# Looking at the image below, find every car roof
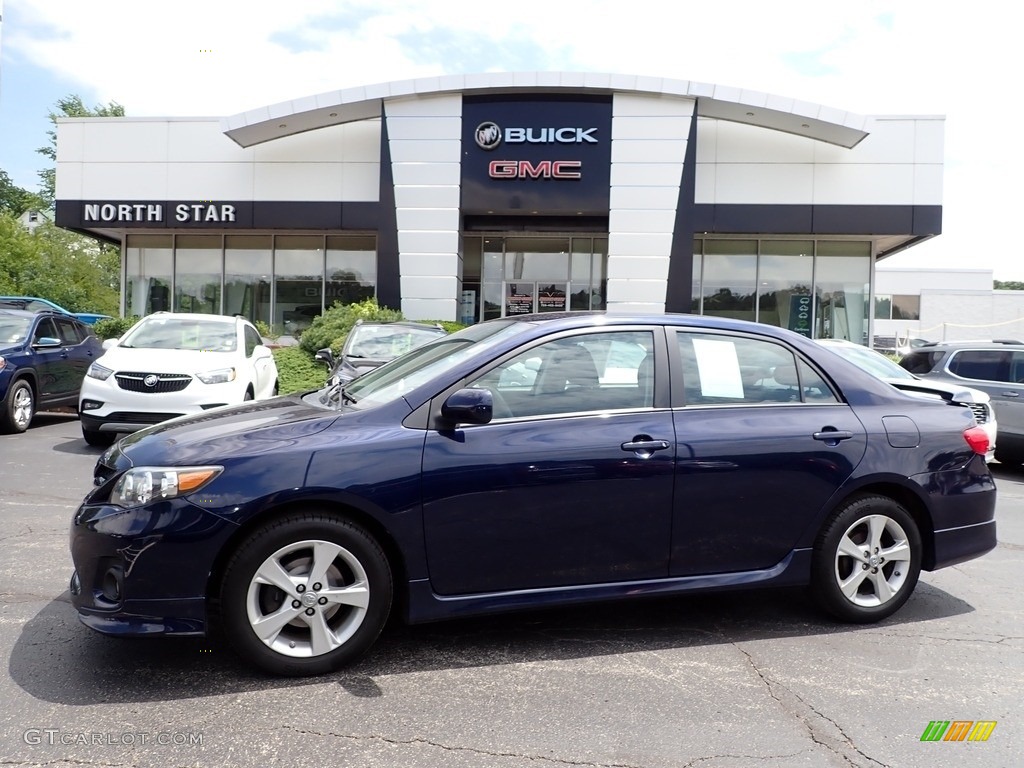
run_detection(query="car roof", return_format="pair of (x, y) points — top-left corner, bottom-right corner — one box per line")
(138, 312), (243, 324)
(0, 308), (64, 319)
(906, 340), (1024, 351)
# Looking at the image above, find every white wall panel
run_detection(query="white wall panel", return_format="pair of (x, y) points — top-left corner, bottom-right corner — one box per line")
(395, 208), (460, 232)
(82, 121), (168, 162)
(251, 163), (340, 201)
(714, 121), (815, 163)
(813, 164), (915, 205)
(402, 298), (457, 320)
(391, 162), (461, 185)
(81, 163), (169, 198)
(338, 164), (381, 201)
(609, 186), (680, 210)
(605, 301), (665, 314)
(388, 139), (461, 163)
(611, 116), (692, 140)
(607, 232), (674, 257)
(400, 275), (459, 300)
(253, 124), (352, 162)
(610, 209), (678, 233)
(168, 121), (254, 162)
(694, 163), (716, 204)
(384, 94), (462, 117)
(611, 139), (688, 164)
(394, 185), (460, 209)
(386, 117), (462, 140)
(398, 253), (460, 276)
(610, 163), (685, 187)
(607, 256), (671, 280)
(913, 165), (944, 205)
(54, 162), (83, 199)
(714, 163), (814, 204)
(607, 279), (669, 303)
(695, 119), (717, 163)
(913, 119), (945, 164)
(397, 230), (460, 254)
(817, 119), (915, 164)
(55, 123), (85, 162)
(168, 163), (256, 199)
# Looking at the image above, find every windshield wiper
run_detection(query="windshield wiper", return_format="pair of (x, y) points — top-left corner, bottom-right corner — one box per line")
(321, 380), (358, 408)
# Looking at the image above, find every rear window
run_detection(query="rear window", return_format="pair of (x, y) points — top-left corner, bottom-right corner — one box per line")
(899, 350), (946, 375)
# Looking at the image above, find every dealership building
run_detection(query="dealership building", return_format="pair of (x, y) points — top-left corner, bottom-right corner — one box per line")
(54, 72), (943, 340)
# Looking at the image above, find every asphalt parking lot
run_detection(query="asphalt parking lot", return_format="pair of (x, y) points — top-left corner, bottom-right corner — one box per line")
(1, 413), (1021, 767)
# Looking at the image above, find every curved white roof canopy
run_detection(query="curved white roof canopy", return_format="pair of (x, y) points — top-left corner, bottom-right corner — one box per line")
(221, 71), (870, 149)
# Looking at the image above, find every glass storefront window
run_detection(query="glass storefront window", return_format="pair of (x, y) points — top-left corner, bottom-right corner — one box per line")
(326, 234), (376, 310)
(701, 240), (757, 321)
(757, 240), (814, 336)
(224, 235), (272, 327)
(274, 235), (324, 335)
(815, 241), (871, 342)
(504, 237), (570, 281)
(124, 234), (172, 317)
(690, 238), (702, 313)
(174, 235), (222, 314)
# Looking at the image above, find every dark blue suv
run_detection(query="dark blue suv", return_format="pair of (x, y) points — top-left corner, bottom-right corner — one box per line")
(0, 309), (104, 433)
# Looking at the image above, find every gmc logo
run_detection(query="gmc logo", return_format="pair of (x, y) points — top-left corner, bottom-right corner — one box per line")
(488, 160), (582, 179)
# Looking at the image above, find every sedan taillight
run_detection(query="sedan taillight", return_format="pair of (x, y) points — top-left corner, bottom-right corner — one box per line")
(963, 426), (990, 456)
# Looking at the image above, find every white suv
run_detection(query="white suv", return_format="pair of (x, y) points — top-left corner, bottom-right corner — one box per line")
(79, 313), (279, 447)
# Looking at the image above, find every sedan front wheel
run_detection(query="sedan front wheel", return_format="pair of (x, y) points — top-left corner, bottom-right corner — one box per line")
(219, 512), (392, 676)
(812, 495), (922, 623)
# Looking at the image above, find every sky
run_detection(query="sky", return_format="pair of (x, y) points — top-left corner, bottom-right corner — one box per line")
(0, 0), (1018, 277)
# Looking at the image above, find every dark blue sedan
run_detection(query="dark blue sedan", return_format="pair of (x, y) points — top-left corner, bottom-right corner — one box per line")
(69, 313), (997, 676)
(1, 309), (104, 433)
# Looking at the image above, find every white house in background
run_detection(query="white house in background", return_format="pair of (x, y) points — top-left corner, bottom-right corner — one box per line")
(875, 267), (1024, 345)
(17, 209), (53, 232)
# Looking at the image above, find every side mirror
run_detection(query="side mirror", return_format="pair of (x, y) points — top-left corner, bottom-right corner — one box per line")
(440, 388), (493, 426)
(32, 336), (61, 349)
(314, 347), (335, 368)
(102, 338), (119, 350)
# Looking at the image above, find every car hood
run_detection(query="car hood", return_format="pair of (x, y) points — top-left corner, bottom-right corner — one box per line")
(113, 396), (340, 466)
(99, 346), (239, 372)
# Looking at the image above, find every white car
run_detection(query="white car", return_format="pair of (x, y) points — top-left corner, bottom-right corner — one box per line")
(79, 312), (279, 447)
(816, 339), (997, 461)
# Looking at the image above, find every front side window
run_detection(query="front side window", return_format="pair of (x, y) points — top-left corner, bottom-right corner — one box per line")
(677, 332), (838, 405)
(469, 330), (655, 419)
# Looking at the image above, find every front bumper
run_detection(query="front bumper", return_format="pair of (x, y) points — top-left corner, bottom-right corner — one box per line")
(79, 377), (244, 432)
(69, 498), (237, 636)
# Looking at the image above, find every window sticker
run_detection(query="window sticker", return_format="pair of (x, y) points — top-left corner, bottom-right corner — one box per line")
(692, 338), (744, 398)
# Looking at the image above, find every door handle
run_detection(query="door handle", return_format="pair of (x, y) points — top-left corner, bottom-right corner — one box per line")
(1002, 391), (1019, 398)
(813, 429), (854, 445)
(621, 438), (671, 458)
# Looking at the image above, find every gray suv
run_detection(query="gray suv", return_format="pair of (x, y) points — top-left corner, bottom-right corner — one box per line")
(900, 340), (1024, 465)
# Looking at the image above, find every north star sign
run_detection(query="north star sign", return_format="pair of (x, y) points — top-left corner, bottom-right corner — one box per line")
(82, 202), (237, 223)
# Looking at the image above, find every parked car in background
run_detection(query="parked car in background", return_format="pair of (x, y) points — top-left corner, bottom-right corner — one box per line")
(78, 312), (279, 447)
(900, 340), (1024, 465)
(315, 319), (447, 386)
(0, 296), (112, 325)
(70, 312), (996, 676)
(0, 309), (103, 433)
(817, 338), (997, 461)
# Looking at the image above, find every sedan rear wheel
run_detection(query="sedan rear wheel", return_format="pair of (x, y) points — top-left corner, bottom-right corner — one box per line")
(220, 512), (392, 676)
(1, 380), (34, 434)
(812, 495), (921, 623)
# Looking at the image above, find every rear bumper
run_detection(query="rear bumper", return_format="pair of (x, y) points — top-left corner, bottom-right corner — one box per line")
(929, 519), (997, 571)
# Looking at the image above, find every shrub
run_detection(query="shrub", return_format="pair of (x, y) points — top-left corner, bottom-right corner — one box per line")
(299, 298), (403, 355)
(92, 315), (140, 341)
(254, 320), (279, 341)
(272, 346), (327, 395)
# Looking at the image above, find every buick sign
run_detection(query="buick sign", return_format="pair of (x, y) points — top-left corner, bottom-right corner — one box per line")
(144, 375), (159, 387)
(475, 122), (502, 150)
(475, 122), (599, 150)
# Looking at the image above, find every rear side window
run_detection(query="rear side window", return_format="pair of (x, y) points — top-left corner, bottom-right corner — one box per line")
(677, 333), (838, 405)
(947, 350), (1010, 382)
(899, 350), (946, 375)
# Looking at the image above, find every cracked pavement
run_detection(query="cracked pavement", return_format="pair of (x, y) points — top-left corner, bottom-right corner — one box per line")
(1, 414), (1020, 767)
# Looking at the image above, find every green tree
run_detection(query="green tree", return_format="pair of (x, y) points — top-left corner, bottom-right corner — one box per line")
(36, 94), (125, 208)
(0, 211), (41, 293)
(994, 280), (1024, 291)
(0, 169), (38, 216)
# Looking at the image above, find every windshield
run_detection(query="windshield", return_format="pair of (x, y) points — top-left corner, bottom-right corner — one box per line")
(336, 321), (531, 409)
(827, 343), (915, 380)
(0, 317), (32, 345)
(346, 325), (445, 360)
(120, 317), (238, 351)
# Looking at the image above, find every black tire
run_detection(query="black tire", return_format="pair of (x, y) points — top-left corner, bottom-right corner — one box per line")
(811, 495), (922, 623)
(219, 512), (392, 676)
(0, 379), (34, 434)
(82, 426), (118, 448)
(244, 388), (254, 401)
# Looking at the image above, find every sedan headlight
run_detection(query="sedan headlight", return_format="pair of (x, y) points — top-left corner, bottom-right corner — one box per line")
(196, 367), (237, 384)
(86, 362), (114, 380)
(110, 466), (223, 508)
